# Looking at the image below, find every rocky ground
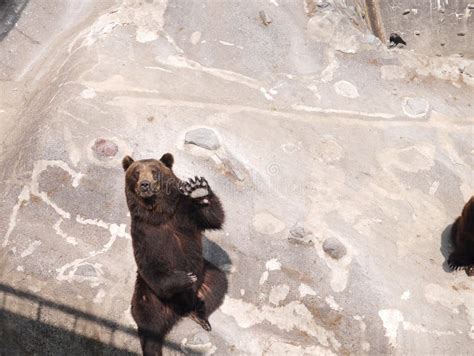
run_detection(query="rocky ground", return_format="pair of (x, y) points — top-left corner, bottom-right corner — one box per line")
(0, 0), (473, 355)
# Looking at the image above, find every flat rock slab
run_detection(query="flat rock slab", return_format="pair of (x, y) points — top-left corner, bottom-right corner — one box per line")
(0, 0), (473, 355)
(402, 97), (430, 118)
(185, 128), (220, 150)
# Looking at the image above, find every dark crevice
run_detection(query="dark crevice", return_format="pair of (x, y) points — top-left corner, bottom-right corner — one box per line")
(0, 0), (29, 41)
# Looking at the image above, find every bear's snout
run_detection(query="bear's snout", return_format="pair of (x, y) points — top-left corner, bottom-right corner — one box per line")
(140, 180), (151, 192)
(136, 178), (159, 198)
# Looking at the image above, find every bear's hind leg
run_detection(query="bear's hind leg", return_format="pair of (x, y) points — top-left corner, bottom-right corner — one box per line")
(138, 328), (165, 356)
(132, 289), (181, 356)
(197, 260), (228, 317)
(135, 306), (180, 356)
(189, 261), (227, 331)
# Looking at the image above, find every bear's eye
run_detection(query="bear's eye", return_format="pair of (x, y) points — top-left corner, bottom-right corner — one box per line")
(133, 170), (140, 179)
(152, 170), (160, 180)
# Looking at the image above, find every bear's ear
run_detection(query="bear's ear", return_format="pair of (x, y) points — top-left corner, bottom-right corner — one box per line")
(122, 156), (134, 171)
(160, 153), (174, 169)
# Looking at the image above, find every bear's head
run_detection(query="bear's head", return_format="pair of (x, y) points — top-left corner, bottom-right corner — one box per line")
(122, 153), (178, 208)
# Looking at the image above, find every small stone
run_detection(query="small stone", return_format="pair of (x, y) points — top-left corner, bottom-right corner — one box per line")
(334, 80), (359, 98)
(402, 9), (411, 15)
(259, 10), (272, 26)
(322, 237), (347, 260)
(288, 223), (314, 246)
(184, 128), (220, 150)
(463, 63), (474, 77)
(92, 138), (118, 158)
(316, 0), (330, 8)
(462, 62), (474, 86)
(402, 97), (430, 118)
(414, 31), (420, 36)
(466, 266), (474, 277)
(181, 332), (214, 354)
(457, 32), (466, 37)
(75, 264), (97, 277)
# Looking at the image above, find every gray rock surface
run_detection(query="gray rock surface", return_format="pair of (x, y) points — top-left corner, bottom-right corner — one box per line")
(0, 0), (473, 355)
(370, 0), (474, 58)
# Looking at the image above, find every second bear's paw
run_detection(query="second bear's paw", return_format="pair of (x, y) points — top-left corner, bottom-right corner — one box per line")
(447, 253), (470, 271)
(190, 313), (212, 332)
(180, 176), (210, 204)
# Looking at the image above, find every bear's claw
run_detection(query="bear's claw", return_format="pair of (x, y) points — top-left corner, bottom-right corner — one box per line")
(173, 271), (197, 289)
(179, 177), (210, 202)
(447, 257), (472, 272)
(187, 272), (198, 283)
(190, 313), (212, 332)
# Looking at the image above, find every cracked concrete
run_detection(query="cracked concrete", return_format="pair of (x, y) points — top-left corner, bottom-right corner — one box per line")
(0, 0), (473, 355)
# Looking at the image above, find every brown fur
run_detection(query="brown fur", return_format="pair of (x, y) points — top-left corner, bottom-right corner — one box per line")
(448, 196), (474, 274)
(122, 154), (227, 356)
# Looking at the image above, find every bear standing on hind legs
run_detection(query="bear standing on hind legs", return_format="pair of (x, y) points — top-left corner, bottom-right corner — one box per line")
(122, 153), (228, 356)
(448, 196), (474, 276)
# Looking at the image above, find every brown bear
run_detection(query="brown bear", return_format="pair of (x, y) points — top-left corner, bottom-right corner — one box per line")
(448, 196), (474, 275)
(122, 153), (228, 355)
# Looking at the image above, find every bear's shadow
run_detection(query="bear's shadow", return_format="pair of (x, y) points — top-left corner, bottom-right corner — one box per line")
(202, 236), (232, 270)
(440, 223), (454, 273)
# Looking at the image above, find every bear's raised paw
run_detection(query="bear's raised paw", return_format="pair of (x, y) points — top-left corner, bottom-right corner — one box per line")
(180, 176), (210, 204)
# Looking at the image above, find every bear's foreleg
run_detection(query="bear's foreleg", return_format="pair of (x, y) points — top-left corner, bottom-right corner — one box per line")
(137, 328), (165, 356)
(132, 277), (182, 356)
(180, 176), (225, 229)
(137, 268), (197, 300)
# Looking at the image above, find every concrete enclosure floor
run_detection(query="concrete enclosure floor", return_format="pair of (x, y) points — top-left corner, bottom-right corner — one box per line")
(0, 0), (473, 355)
